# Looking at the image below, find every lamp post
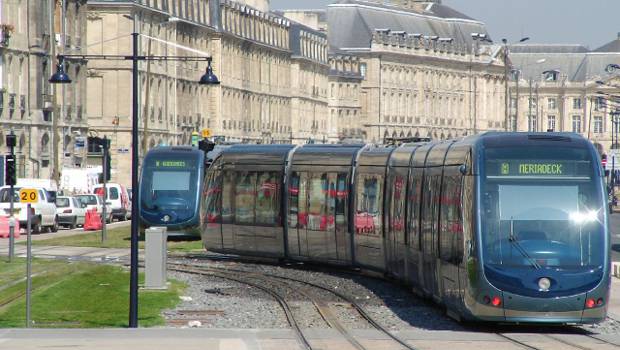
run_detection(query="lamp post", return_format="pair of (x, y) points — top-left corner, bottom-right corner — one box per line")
(50, 33), (219, 328)
(502, 37), (529, 131)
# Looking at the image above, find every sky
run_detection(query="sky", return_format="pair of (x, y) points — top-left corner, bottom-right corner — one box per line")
(269, 0), (620, 50)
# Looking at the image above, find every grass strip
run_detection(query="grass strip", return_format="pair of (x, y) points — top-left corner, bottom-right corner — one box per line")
(24, 226), (204, 252)
(0, 261), (184, 328)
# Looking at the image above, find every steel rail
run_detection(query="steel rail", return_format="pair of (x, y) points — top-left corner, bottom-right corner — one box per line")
(169, 266), (313, 350)
(175, 263), (419, 350)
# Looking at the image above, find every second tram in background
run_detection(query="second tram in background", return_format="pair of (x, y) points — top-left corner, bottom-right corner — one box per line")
(201, 133), (610, 324)
(138, 144), (229, 236)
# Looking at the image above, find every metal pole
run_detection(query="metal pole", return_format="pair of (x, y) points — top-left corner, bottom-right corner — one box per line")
(129, 31), (140, 329)
(101, 136), (108, 244)
(504, 44), (509, 132)
(26, 202), (32, 328)
(8, 139), (15, 262)
(515, 71), (520, 131)
(528, 79), (533, 131)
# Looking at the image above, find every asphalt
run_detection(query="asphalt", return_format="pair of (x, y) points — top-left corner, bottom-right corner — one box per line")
(1, 216), (619, 349)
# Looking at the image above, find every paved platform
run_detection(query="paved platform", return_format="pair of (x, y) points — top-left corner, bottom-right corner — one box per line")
(1, 328), (619, 350)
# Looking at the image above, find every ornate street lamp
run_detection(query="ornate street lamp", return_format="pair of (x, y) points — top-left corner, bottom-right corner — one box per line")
(49, 33), (220, 328)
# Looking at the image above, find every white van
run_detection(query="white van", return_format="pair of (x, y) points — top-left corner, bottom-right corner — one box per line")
(0, 186), (58, 233)
(92, 183), (131, 222)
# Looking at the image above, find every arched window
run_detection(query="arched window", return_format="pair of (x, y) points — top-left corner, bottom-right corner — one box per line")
(41, 133), (50, 154)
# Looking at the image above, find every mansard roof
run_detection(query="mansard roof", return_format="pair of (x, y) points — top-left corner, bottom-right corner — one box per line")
(510, 51), (620, 83)
(509, 44), (589, 54)
(593, 33), (620, 53)
(327, 0), (490, 52)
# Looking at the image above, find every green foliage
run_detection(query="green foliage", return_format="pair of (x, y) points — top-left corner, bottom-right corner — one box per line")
(0, 261), (184, 328)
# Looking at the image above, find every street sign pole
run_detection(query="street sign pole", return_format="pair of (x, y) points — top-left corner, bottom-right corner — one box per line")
(7, 132), (16, 262)
(102, 136), (109, 244)
(26, 202), (32, 328)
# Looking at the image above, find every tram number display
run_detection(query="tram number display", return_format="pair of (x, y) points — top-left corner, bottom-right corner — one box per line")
(155, 160), (187, 168)
(19, 189), (38, 203)
(489, 160), (591, 178)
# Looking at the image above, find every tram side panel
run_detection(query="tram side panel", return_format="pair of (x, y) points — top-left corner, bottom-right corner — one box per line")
(406, 165), (424, 290)
(203, 166), (224, 250)
(353, 166), (387, 271)
(385, 165), (410, 279)
(287, 168), (352, 264)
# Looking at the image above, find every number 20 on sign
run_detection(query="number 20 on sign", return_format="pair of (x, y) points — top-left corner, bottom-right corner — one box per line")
(19, 189), (38, 203)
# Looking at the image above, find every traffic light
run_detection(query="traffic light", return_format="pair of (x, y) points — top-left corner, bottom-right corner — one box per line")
(5, 154), (16, 186)
(104, 153), (111, 181)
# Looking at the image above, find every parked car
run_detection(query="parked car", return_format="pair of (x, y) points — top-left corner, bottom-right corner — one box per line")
(74, 194), (111, 221)
(0, 186), (58, 233)
(56, 196), (87, 229)
(92, 183), (131, 222)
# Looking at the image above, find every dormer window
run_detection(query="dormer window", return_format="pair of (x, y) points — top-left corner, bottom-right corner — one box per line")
(543, 70), (560, 82)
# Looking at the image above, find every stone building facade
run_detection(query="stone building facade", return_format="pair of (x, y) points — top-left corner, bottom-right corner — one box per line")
(508, 39), (620, 154)
(84, 0), (329, 185)
(0, 0), (88, 182)
(326, 0), (507, 143)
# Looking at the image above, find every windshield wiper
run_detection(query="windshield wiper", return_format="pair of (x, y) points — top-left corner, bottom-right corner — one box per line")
(508, 218), (541, 269)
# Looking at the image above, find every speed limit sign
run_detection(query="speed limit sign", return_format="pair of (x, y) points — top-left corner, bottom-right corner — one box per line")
(19, 189), (38, 203)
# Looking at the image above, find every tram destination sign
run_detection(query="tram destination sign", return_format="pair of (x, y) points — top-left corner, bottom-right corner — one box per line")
(155, 160), (187, 168)
(488, 160), (591, 178)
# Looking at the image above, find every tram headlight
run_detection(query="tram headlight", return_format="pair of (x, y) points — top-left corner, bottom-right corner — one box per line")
(569, 210), (598, 224)
(538, 277), (551, 292)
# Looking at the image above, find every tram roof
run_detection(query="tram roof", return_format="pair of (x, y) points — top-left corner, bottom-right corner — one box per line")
(389, 144), (423, 168)
(146, 146), (202, 155)
(478, 132), (591, 149)
(292, 144), (365, 167)
(357, 146), (394, 167)
(218, 144), (296, 165)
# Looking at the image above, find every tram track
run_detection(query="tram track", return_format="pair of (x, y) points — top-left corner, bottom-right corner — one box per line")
(167, 257), (620, 350)
(169, 262), (419, 350)
(168, 265), (314, 350)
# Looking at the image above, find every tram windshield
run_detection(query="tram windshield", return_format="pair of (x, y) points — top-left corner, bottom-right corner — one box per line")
(140, 152), (200, 214)
(481, 146), (605, 271)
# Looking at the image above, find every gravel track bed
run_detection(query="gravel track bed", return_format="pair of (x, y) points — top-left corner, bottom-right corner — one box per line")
(167, 256), (620, 335)
(164, 270), (289, 328)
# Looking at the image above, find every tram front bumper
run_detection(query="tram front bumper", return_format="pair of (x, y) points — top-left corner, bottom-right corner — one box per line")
(468, 291), (607, 324)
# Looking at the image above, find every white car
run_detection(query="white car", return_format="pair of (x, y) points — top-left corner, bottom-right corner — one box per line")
(76, 194), (112, 223)
(56, 196), (87, 229)
(0, 186), (58, 233)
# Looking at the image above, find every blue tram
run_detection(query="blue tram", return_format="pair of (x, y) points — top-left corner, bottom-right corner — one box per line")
(139, 147), (205, 233)
(201, 133), (610, 324)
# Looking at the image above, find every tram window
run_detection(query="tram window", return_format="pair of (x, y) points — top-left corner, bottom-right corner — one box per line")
(407, 170), (423, 250)
(421, 175), (440, 252)
(335, 173), (349, 228)
(235, 172), (256, 225)
(307, 173), (331, 232)
(355, 174), (383, 236)
(439, 171), (464, 263)
(222, 171), (235, 224)
(256, 172), (281, 226)
(204, 170), (222, 224)
(390, 175), (406, 241)
(288, 172), (301, 229)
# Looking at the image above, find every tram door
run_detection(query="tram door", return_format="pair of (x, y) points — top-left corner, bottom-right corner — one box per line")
(420, 169), (442, 300)
(288, 171), (346, 262)
(386, 170), (407, 278)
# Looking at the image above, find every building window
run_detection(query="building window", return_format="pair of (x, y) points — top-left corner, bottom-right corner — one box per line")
(594, 116), (603, 134)
(572, 115), (582, 133)
(548, 98), (557, 110)
(509, 115), (517, 131)
(547, 115), (556, 132)
(528, 97), (537, 108)
(594, 97), (604, 111)
(573, 98), (582, 110)
(528, 115), (537, 132)
(510, 98), (517, 108)
(360, 63), (367, 78)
